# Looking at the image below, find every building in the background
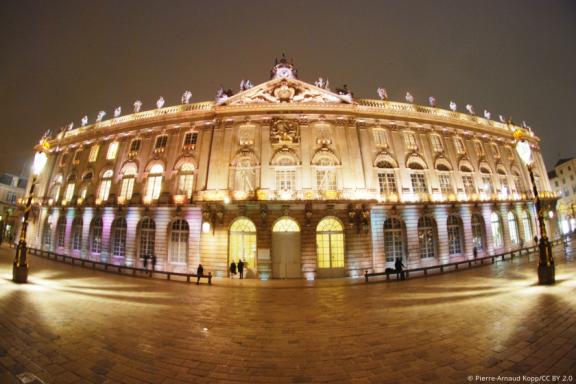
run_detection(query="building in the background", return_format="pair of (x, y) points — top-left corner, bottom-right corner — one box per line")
(548, 157), (576, 234)
(0, 173), (27, 242)
(21, 58), (558, 279)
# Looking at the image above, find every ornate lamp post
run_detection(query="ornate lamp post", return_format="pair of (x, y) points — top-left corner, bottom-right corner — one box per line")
(13, 140), (49, 283)
(514, 129), (555, 285)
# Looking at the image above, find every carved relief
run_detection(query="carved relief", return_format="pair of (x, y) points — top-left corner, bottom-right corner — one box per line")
(270, 119), (300, 145)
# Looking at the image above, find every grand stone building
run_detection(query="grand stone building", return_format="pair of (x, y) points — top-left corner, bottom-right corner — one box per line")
(24, 58), (557, 279)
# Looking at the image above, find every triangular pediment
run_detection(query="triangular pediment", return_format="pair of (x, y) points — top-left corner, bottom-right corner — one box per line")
(219, 77), (353, 106)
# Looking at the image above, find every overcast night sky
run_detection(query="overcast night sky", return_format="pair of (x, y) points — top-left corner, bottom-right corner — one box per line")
(1, 0), (575, 176)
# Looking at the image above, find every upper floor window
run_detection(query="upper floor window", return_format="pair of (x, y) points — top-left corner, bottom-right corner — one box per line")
(145, 164), (164, 201)
(315, 155), (338, 192)
(98, 170), (113, 202)
(73, 149), (82, 165)
(129, 139), (141, 156)
(438, 173), (453, 194)
(119, 164), (137, 202)
(408, 162), (427, 193)
(177, 163), (195, 198)
(491, 143), (500, 158)
(453, 137), (465, 155)
(89, 144), (100, 163)
(154, 135), (168, 153)
(473, 141), (484, 156)
(460, 166), (475, 195)
(183, 132), (198, 150)
(64, 175), (76, 202)
(59, 153), (69, 167)
(430, 135), (443, 153)
(505, 147), (514, 160)
(107, 141), (119, 160)
(372, 128), (388, 148)
(404, 132), (417, 150)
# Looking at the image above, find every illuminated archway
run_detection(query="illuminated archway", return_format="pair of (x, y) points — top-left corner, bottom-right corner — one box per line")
(229, 218), (257, 273)
(316, 217), (344, 269)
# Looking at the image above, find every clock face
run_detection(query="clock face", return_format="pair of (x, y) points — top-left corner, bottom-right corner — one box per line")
(276, 67), (292, 78)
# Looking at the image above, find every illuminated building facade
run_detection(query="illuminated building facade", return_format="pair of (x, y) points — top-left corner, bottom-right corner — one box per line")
(24, 58), (557, 279)
(548, 157), (576, 234)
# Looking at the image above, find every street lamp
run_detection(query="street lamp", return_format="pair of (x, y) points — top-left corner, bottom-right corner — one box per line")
(13, 140), (49, 283)
(514, 128), (555, 285)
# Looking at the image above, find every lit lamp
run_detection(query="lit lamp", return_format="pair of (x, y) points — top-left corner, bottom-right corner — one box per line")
(13, 141), (49, 283)
(514, 129), (555, 285)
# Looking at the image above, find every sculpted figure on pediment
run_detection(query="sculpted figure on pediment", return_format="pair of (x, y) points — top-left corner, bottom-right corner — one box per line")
(270, 119), (300, 145)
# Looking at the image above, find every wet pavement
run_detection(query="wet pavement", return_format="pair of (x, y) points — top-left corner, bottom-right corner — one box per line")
(0, 242), (575, 383)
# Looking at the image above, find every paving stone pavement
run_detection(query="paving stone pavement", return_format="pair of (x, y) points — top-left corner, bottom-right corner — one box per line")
(0, 242), (575, 384)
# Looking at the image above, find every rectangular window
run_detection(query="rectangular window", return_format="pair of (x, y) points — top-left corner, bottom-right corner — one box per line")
(106, 141), (119, 160)
(183, 132), (198, 149)
(129, 139), (141, 153)
(411, 172), (428, 193)
(64, 183), (75, 201)
(146, 175), (163, 200)
(372, 129), (388, 147)
(491, 143), (500, 158)
(454, 137), (465, 155)
(98, 180), (111, 201)
(377, 171), (397, 194)
(73, 149), (82, 165)
(89, 145), (100, 163)
(316, 169), (337, 191)
(462, 175), (476, 194)
(430, 135), (443, 152)
(6, 192), (17, 204)
(505, 147), (514, 160)
(276, 169), (296, 192)
(499, 176), (509, 194)
(474, 141), (484, 156)
(482, 175), (493, 194)
(59, 153), (68, 167)
(177, 174), (194, 198)
(119, 177), (135, 201)
(155, 135), (168, 150)
(438, 173), (453, 194)
(404, 132), (417, 150)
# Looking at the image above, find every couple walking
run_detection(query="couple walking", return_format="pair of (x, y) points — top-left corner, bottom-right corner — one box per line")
(229, 259), (246, 279)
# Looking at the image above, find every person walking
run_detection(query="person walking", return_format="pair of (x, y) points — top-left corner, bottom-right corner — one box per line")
(230, 260), (237, 278)
(238, 259), (244, 279)
(196, 263), (204, 285)
(394, 257), (405, 280)
(473, 246), (478, 260)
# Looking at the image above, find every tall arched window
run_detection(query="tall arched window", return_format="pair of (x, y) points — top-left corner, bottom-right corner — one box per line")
(64, 175), (76, 202)
(71, 217), (83, 251)
(384, 218), (405, 262)
(480, 166), (493, 195)
(418, 216), (436, 259)
(90, 217), (103, 254)
(229, 218), (257, 269)
(491, 212), (503, 249)
(471, 214), (485, 251)
(119, 164), (137, 202)
(436, 162), (453, 194)
(56, 217), (66, 248)
(98, 170), (113, 202)
(111, 218), (127, 258)
(42, 219), (51, 249)
(80, 172), (93, 200)
(507, 211), (519, 245)
(408, 162), (428, 193)
(376, 160), (397, 195)
(233, 158), (256, 193)
(176, 163), (195, 198)
(314, 154), (338, 192)
(50, 183), (62, 202)
(170, 219), (189, 264)
(139, 218), (155, 260)
(273, 153), (297, 197)
(447, 215), (463, 255)
(146, 164), (164, 201)
(521, 210), (533, 242)
(460, 166), (476, 195)
(316, 217), (344, 268)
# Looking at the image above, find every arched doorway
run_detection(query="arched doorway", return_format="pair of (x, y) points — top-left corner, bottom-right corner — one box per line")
(316, 217), (345, 277)
(229, 218), (257, 278)
(272, 217), (301, 278)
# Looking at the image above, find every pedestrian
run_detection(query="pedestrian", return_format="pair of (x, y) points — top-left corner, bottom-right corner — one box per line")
(143, 255), (149, 270)
(473, 246), (478, 259)
(394, 257), (405, 280)
(238, 259), (244, 279)
(151, 255), (157, 275)
(196, 263), (204, 285)
(533, 235), (538, 244)
(230, 260), (237, 278)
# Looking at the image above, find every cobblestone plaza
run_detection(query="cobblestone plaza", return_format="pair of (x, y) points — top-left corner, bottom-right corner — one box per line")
(1, 242), (575, 383)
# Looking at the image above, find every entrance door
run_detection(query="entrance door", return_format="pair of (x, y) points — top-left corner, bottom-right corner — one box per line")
(272, 217), (301, 278)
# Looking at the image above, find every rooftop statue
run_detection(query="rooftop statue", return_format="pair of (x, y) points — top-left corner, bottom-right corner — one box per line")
(114, 106), (122, 117)
(405, 92), (414, 103)
(67, 122), (74, 131)
(182, 90), (192, 104)
(81, 115), (88, 126)
(134, 100), (142, 113)
(96, 111), (106, 122)
(156, 97), (165, 109)
(465, 104), (475, 114)
(449, 101), (457, 112)
(376, 87), (388, 100)
(499, 115), (505, 123)
(484, 110), (491, 120)
(216, 86), (234, 104)
(315, 77), (329, 89)
(428, 96), (436, 107)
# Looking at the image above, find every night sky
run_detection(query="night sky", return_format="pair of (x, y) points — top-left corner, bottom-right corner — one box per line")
(1, 0), (575, 176)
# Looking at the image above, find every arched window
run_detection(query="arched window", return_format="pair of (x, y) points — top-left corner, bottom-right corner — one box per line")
(119, 164), (137, 202)
(408, 162), (428, 193)
(447, 215), (463, 255)
(436, 162), (453, 194)
(314, 154), (338, 192)
(42, 219), (51, 249)
(491, 212), (503, 249)
(471, 214), (485, 251)
(170, 219), (189, 264)
(98, 170), (113, 202)
(229, 218), (257, 269)
(233, 158), (256, 193)
(90, 217), (103, 254)
(480, 166), (493, 195)
(274, 154), (297, 194)
(177, 163), (195, 198)
(507, 211), (519, 245)
(376, 160), (397, 195)
(384, 218), (405, 262)
(418, 216), (436, 259)
(71, 217), (83, 251)
(111, 218), (127, 258)
(512, 170), (524, 194)
(50, 183), (62, 202)
(316, 217), (344, 268)
(56, 217), (66, 248)
(273, 218), (300, 232)
(521, 210), (533, 242)
(460, 166), (476, 195)
(139, 218), (156, 260)
(497, 168), (509, 195)
(146, 164), (164, 201)
(64, 175), (76, 202)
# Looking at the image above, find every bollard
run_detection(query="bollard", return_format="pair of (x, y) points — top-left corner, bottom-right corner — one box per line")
(208, 272), (212, 285)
